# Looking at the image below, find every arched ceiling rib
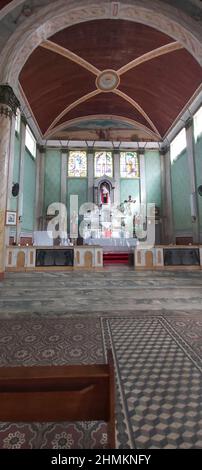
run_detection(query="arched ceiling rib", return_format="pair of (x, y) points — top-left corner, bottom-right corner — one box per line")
(18, 19), (202, 140)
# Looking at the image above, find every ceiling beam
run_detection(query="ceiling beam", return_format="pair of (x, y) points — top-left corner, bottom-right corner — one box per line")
(41, 40), (100, 76)
(114, 89), (161, 137)
(118, 41), (184, 76)
(45, 89), (101, 136)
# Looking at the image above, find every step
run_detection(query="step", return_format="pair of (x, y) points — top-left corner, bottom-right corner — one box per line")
(103, 253), (130, 265)
(104, 259), (129, 264)
(103, 255), (129, 258)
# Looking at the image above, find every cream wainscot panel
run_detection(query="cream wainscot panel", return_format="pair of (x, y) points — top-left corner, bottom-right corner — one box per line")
(134, 248), (155, 269)
(6, 246), (36, 271)
(74, 246), (103, 268)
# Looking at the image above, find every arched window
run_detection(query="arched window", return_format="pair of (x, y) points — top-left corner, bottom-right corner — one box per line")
(94, 151), (113, 177)
(68, 151), (87, 177)
(120, 152), (139, 178)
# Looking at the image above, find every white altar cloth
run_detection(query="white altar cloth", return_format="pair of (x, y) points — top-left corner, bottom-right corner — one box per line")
(33, 231), (53, 246)
(84, 237), (138, 252)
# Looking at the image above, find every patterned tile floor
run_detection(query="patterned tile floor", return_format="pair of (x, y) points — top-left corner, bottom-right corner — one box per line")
(103, 316), (202, 448)
(0, 271), (202, 449)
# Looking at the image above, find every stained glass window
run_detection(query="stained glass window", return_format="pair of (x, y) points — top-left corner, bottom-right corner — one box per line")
(120, 152), (139, 178)
(94, 151), (113, 177)
(68, 151), (87, 177)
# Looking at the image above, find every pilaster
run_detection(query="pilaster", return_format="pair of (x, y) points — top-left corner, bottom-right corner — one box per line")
(0, 85), (20, 278)
(160, 146), (175, 244)
(113, 150), (120, 206)
(185, 117), (200, 243)
(139, 149), (146, 205)
(34, 145), (46, 231)
(16, 115), (26, 243)
(61, 149), (68, 205)
(87, 148), (94, 202)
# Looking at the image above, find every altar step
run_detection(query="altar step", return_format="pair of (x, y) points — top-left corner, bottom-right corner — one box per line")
(103, 252), (130, 265)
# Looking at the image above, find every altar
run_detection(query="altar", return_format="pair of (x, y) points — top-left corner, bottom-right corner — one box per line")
(85, 237), (138, 252)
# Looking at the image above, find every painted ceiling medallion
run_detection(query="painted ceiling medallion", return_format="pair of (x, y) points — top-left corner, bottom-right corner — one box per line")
(96, 70), (120, 92)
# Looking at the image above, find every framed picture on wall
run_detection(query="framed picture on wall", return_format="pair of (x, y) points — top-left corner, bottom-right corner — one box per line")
(5, 211), (17, 226)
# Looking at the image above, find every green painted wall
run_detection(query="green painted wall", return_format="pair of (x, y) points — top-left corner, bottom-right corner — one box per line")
(10, 134), (20, 211)
(171, 149), (192, 233)
(67, 178), (88, 230)
(120, 179), (140, 204)
(145, 150), (162, 208)
(22, 148), (36, 232)
(44, 149), (61, 213)
(195, 134), (202, 237)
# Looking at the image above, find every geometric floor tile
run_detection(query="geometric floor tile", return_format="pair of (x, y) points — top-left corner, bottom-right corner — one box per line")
(0, 310), (201, 448)
(102, 317), (202, 449)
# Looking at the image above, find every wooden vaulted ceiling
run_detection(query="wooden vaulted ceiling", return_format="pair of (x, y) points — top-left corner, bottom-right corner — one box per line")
(19, 19), (202, 140)
(0, 0), (12, 7)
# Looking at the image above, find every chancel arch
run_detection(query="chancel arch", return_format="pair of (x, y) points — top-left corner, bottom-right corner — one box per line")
(0, 0), (202, 278)
(1, 1), (202, 453)
(0, 0), (202, 91)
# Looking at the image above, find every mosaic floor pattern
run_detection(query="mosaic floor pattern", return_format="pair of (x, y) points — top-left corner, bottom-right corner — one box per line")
(0, 313), (201, 449)
(103, 316), (202, 449)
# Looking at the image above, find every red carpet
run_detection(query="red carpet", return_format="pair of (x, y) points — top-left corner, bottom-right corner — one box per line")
(103, 252), (129, 265)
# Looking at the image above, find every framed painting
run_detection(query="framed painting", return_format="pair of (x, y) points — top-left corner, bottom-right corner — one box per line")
(5, 211), (17, 226)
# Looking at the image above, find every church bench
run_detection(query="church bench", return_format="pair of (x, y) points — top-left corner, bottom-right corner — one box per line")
(0, 350), (115, 448)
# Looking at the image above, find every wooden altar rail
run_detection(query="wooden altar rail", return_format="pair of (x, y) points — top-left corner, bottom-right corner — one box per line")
(0, 350), (115, 448)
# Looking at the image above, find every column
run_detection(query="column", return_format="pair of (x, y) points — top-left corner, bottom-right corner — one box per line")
(6, 114), (16, 210)
(0, 85), (20, 279)
(5, 112), (16, 245)
(87, 148), (94, 202)
(185, 117), (200, 243)
(113, 151), (120, 206)
(34, 145), (46, 231)
(16, 115), (26, 243)
(61, 148), (67, 205)
(139, 149), (146, 205)
(160, 146), (174, 244)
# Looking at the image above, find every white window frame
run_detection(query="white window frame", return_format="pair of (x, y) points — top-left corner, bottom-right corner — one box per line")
(25, 125), (36, 158)
(193, 106), (202, 142)
(170, 128), (186, 163)
(15, 109), (21, 134)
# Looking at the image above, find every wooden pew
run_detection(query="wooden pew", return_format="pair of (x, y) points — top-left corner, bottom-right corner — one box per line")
(0, 350), (115, 448)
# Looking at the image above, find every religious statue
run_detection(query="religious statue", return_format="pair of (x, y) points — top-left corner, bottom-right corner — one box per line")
(101, 184), (110, 204)
(123, 196), (137, 238)
(127, 195), (136, 204)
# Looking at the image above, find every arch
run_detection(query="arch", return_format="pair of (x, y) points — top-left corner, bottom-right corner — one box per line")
(84, 250), (93, 268)
(0, 0), (201, 88)
(145, 251), (153, 268)
(46, 115), (160, 141)
(16, 251), (25, 269)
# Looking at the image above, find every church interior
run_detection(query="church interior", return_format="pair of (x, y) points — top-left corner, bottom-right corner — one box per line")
(0, 0), (202, 450)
